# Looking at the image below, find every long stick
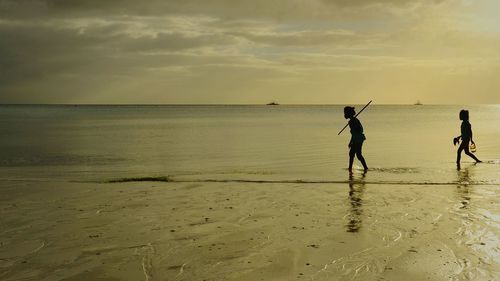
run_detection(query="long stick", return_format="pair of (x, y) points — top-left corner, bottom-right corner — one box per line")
(337, 100), (373, 135)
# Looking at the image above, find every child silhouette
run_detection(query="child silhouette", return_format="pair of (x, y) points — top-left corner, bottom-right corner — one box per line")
(344, 106), (368, 173)
(454, 109), (481, 169)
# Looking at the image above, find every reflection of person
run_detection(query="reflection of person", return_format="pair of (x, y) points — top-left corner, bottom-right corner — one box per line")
(346, 173), (366, 233)
(454, 110), (481, 170)
(344, 106), (368, 173)
(456, 167), (471, 210)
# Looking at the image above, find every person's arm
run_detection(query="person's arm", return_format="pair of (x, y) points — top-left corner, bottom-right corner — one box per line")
(457, 123), (464, 140)
(454, 125), (462, 146)
(470, 125), (474, 143)
(348, 119), (353, 148)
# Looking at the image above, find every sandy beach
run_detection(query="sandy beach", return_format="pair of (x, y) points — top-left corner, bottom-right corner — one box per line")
(2, 0), (500, 278)
(1, 175), (498, 281)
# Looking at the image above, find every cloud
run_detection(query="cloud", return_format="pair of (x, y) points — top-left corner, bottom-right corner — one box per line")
(0, 0), (449, 20)
(1, 0), (500, 104)
(124, 32), (239, 52)
(229, 30), (371, 48)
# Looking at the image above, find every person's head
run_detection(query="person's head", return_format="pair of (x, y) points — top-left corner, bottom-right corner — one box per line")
(459, 109), (469, 121)
(344, 106), (356, 119)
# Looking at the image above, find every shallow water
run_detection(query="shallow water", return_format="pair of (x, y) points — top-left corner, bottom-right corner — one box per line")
(0, 104), (499, 184)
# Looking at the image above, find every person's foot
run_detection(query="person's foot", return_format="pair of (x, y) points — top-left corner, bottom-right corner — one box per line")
(476, 160), (482, 163)
(456, 162), (461, 170)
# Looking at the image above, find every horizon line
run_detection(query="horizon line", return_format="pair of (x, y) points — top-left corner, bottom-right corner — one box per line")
(0, 103), (499, 106)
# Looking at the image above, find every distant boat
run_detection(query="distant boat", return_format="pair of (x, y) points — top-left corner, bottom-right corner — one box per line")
(414, 100), (423, 105)
(267, 101), (279, 105)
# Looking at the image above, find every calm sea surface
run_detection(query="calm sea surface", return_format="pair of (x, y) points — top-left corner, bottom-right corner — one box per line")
(1, 105), (499, 184)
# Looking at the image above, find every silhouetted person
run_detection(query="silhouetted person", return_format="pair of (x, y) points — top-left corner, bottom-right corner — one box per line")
(454, 109), (481, 170)
(344, 106), (368, 173)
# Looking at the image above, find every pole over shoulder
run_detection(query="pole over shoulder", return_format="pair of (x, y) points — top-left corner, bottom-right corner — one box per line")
(337, 100), (372, 135)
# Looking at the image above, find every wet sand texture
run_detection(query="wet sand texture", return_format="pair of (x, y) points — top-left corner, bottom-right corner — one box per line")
(1, 180), (498, 280)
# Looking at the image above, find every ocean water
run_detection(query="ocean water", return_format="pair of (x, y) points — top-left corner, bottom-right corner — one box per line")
(0, 104), (499, 184)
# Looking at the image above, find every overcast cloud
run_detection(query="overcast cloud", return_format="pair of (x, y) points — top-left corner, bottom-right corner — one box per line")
(1, 0), (500, 104)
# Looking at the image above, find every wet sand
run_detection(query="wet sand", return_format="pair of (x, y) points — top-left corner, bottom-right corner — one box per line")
(0, 178), (498, 281)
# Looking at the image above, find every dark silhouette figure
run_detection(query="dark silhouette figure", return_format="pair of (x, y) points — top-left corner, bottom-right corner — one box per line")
(454, 110), (481, 170)
(344, 106), (368, 173)
(346, 173), (366, 233)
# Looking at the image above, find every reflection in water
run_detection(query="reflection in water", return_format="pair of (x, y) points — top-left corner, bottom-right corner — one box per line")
(456, 166), (473, 210)
(346, 173), (366, 233)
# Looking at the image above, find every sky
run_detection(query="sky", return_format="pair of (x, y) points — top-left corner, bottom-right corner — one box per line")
(1, 0), (500, 104)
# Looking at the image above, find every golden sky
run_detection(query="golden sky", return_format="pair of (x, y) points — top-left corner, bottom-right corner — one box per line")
(1, 0), (500, 104)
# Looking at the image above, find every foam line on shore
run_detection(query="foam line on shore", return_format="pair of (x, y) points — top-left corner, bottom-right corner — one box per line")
(103, 177), (498, 186)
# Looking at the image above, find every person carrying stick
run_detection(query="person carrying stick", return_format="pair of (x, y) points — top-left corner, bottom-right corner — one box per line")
(344, 106), (369, 173)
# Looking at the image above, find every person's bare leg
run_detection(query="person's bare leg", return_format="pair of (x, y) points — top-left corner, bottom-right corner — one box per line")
(349, 148), (355, 173)
(457, 143), (465, 164)
(356, 153), (368, 171)
(464, 146), (481, 163)
(457, 143), (464, 170)
(356, 144), (368, 171)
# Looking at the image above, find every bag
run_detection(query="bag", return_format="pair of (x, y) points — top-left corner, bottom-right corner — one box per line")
(469, 142), (476, 153)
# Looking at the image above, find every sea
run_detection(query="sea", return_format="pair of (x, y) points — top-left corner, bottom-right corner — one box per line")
(0, 104), (499, 185)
